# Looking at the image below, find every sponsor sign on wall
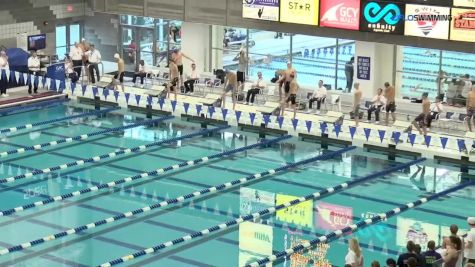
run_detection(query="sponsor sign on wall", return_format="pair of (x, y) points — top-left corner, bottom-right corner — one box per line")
(450, 8), (475, 42)
(454, 0), (475, 7)
(280, 0), (319, 25)
(404, 4), (450, 39)
(242, 0), (280, 21)
(315, 201), (353, 230)
(319, 0), (361, 30)
(360, 0), (405, 34)
(276, 194), (313, 228)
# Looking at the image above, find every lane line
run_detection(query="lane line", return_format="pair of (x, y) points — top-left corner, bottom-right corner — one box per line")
(246, 181), (474, 267)
(0, 146), (354, 256)
(0, 133), (289, 217)
(99, 158), (424, 266)
(0, 116), (173, 159)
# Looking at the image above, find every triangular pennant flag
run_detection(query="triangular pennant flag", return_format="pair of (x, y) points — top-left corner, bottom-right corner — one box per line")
(40, 75), (45, 88)
(196, 104), (202, 115)
(334, 123), (341, 137)
(0, 70), (6, 82)
(135, 94), (141, 105)
(408, 134), (416, 146)
(81, 84), (87, 96)
(5, 70), (10, 82)
(208, 106), (215, 118)
(392, 132), (401, 145)
(158, 98), (165, 110)
(183, 102), (190, 114)
(235, 110), (242, 123)
(221, 108), (228, 121)
(92, 87), (98, 97)
(59, 80), (66, 91)
(34, 75), (39, 90)
(49, 78), (56, 91)
(457, 139), (466, 152)
(124, 92), (130, 104)
(263, 115), (271, 127)
(23, 73), (28, 85)
(18, 72), (25, 86)
(249, 113), (256, 125)
(349, 126), (357, 140)
(277, 116), (284, 129)
(378, 130), (386, 143)
(103, 88), (109, 100)
(424, 135), (432, 147)
(440, 137), (448, 150)
(15, 72), (20, 84)
(171, 100), (177, 112)
(55, 80), (61, 91)
(291, 119), (298, 131)
(320, 122), (328, 134)
(25, 73), (31, 86)
(305, 120), (312, 133)
(364, 128), (371, 141)
(146, 95), (152, 106)
(113, 90), (119, 102)
(70, 82), (76, 94)
(9, 71), (15, 85)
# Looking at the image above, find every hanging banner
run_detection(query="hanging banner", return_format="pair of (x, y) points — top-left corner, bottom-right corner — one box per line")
(360, 0), (405, 34)
(454, 0), (475, 7)
(280, 0), (320, 25)
(357, 56), (371, 80)
(319, 0), (361, 30)
(243, 0), (280, 21)
(404, 4), (450, 40)
(450, 8), (475, 42)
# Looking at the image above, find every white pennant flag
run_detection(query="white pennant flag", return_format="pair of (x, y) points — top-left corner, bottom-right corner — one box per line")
(23, 73), (27, 83)
(55, 79), (60, 91)
(45, 77), (51, 88)
(5, 70), (10, 82)
(15, 71), (20, 84)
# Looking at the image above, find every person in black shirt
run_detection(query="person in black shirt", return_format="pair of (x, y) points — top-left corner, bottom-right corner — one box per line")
(345, 57), (354, 92)
(397, 241), (420, 267)
(414, 244), (426, 267)
(422, 241), (442, 267)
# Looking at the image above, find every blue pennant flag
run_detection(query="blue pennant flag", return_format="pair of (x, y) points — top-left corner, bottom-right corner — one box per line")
(263, 114), (271, 127)
(249, 112), (256, 125)
(235, 110), (242, 123)
(291, 119), (299, 131)
(113, 90), (119, 102)
(457, 139), (466, 152)
(424, 135), (432, 147)
(19, 72), (25, 85)
(349, 126), (357, 140)
(59, 80), (66, 91)
(323, 47), (328, 55)
(135, 94), (141, 105)
(146, 95), (152, 106)
(378, 130), (386, 143)
(103, 88), (109, 100)
(70, 82), (76, 94)
(305, 120), (312, 133)
(92, 87), (98, 97)
(183, 103), (190, 114)
(158, 98), (165, 110)
(408, 134), (416, 146)
(41, 75), (47, 88)
(334, 123), (341, 137)
(222, 108), (228, 121)
(330, 48), (334, 55)
(50, 79), (56, 91)
(9, 71), (15, 85)
(171, 100), (177, 112)
(320, 122), (328, 134)
(277, 116), (284, 129)
(440, 137), (448, 150)
(34, 75), (39, 89)
(196, 104), (202, 115)
(208, 106), (215, 118)
(124, 92), (130, 104)
(364, 128), (371, 141)
(81, 85), (87, 96)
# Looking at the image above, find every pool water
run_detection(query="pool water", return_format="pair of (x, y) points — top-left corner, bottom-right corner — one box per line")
(0, 102), (473, 267)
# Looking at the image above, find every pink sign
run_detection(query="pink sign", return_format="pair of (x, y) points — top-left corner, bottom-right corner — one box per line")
(316, 202), (353, 230)
(319, 0), (361, 30)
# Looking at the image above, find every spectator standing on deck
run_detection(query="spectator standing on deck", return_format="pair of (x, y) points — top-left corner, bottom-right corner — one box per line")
(467, 85), (475, 132)
(397, 241), (420, 267)
(245, 71), (266, 105)
(384, 82), (397, 126)
(27, 51), (41, 95)
(367, 88), (386, 123)
(465, 217), (475, 264)
(69, 42), (83, 79)
(422, 241), (442, 267)
(87, 44), (101, 84)
(345, 57), (354, 92)
(308, 80), (327, 114)
(0, 50), (9, 97)
(345, 238), (364, 267)
(184, 63), (200, 94)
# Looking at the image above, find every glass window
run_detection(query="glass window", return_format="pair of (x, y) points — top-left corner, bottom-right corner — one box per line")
(396, 46), (441, 99)
(291, 35), (337, 89)
(69, 24), (81, 46)
(55, 25), (67, 58)
(248, 30), (290, 82)
(212, 25), (247, 72)
(337, 39), (355, 91)
(120, 15), (156, 27)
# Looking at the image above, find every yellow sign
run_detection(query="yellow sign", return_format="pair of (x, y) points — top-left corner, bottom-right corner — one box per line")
(450, 8), (475, 42)
(276, 194), (313, 228)
(280, 0), (320, 25)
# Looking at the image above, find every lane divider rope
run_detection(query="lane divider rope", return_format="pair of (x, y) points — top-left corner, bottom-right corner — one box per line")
(246, 180), (474, 267)
(98, 157), (425, 266)
(0, 125), (228, 185)
(0, 146), (354, 256)
(0, 116), (174, 159)
(0, 107), (119, 135)
(0, 129), (290, 216)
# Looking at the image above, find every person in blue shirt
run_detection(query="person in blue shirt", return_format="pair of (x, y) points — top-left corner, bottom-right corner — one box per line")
(422, 241), (442, 267)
